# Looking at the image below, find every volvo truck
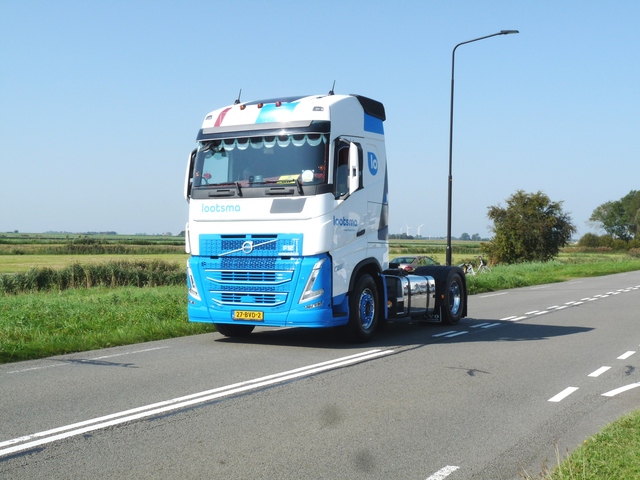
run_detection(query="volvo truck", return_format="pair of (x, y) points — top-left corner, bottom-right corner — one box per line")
(184, 93), (467, 342)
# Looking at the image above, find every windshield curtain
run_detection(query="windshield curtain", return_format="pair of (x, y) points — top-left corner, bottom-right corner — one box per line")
(193, 133), (329, 188)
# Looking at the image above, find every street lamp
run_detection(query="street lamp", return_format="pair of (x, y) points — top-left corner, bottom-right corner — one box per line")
(446, 30), (519, 266)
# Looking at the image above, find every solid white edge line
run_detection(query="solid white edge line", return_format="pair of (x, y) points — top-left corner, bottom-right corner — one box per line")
(1, 349), (386, 448)
(425, 465), (460, 480)
(603, 383), (640, 397)
(92, 346), (170, 360)
(6, 346), (170, 375)
(478, 292), (508, 298)
(548, 387), (579, 402)
(588, 366), (611, 377)
(0, 349), (393, 455)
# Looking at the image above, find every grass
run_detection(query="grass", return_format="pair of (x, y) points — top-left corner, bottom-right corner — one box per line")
(0, 286), (215, 363)
(520, 410), (640, 479)
(465, 256), (640, 295)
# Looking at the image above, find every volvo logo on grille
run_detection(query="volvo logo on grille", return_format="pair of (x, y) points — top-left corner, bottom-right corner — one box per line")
(219, 238), (278, 257)
(242, 241), (254, 254)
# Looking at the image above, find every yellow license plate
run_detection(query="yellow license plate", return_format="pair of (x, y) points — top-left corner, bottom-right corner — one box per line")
(233, 310), (264, 321)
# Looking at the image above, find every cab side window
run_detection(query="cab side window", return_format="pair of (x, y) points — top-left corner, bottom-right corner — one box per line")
(335, 144), (349, 198)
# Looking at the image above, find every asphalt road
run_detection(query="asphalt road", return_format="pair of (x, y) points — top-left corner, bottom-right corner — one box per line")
(2, 271), (640, 479)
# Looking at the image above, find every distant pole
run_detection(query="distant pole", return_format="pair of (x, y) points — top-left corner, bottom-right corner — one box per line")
(446, 30), (519, 266)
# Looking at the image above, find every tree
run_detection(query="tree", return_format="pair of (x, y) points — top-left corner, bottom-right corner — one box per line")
(483, 190), (576, 264)
(589, 190), (640, 241)
(460, 232), (471, 241)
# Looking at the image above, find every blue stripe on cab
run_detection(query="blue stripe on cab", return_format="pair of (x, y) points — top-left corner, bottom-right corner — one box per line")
(364, 113), (384, 134)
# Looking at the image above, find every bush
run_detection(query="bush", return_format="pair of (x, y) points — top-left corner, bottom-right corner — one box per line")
(578, 233), (600, 248)
(613, 239), (629, 251)
(0, 260), (185, 295)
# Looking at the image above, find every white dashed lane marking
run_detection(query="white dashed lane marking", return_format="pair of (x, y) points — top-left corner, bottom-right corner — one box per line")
(548, 387), (579, 402)
(494, 283), (639, 325)
(425, 465), (460, 480)
(617, 351), (635, 360)
(588, 366), (611, 377)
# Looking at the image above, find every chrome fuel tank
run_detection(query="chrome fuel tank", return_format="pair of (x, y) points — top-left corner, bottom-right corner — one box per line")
(385, 274), (436, 318)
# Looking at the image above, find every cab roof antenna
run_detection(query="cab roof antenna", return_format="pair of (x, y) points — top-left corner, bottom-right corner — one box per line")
(234, 89), (242, 105)
(328, 80), (336, 96)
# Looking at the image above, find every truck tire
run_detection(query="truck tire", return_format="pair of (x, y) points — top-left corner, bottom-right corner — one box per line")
(346, 274), (379, 343)
(442, 270), (465, 325)
(215, 323), (255, 337)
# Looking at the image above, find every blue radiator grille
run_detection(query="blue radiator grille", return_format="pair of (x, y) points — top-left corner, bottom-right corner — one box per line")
(205, 270), (293, 285)
(200, 234), (302, 257)
(197, 233), (303, 308)
(212, 291), (287, 306)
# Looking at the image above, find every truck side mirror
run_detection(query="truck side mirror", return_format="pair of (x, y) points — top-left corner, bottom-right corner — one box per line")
(348, 142), (361, 194)
(184, 149), (197, 201)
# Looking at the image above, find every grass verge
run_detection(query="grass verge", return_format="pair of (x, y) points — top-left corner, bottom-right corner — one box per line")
(0, 286), (215, 364)
(521, 410), (640, 479)
(465, 257), (640, 295)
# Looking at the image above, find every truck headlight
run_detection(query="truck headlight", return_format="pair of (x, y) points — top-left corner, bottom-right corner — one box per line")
(299, 258), (326, 304)
(187, 261), (201, 301)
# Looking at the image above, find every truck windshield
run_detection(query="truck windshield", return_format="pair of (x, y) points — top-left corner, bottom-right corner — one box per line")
(192, 133), (328, 188)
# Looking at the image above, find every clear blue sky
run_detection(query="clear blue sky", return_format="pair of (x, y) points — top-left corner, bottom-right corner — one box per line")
(2, 1), (638, 238)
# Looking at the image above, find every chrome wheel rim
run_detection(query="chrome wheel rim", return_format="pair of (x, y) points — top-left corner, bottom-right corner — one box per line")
(359, 288), (375, 330)
(449, 281), (461, 316)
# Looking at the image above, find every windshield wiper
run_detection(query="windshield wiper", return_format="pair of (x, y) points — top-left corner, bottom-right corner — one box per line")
(200, 181), (235, 188)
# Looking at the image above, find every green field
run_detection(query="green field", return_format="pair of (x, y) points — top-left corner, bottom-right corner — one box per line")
(0, 253), (189, 274)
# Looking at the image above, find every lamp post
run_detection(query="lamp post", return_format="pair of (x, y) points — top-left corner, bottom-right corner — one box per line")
(446, 30), (518, 266)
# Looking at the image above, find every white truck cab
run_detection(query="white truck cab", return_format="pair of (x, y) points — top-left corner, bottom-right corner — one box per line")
(184, 93), (467, 341)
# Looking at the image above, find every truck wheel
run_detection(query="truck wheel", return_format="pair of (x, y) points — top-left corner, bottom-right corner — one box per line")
(346, 274), (379, 343)
(442, 271), (465, 325)
(215, 323), (255, 337)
